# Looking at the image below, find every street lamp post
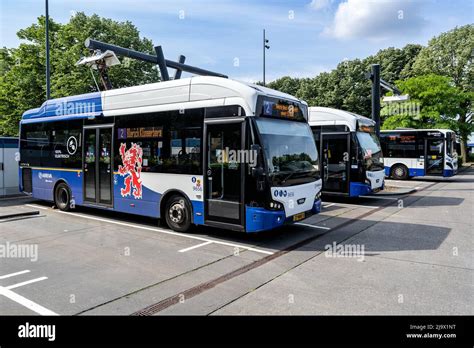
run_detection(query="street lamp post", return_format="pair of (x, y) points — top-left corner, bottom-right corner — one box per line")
(45, 0), (50, 99)
(263, 29), (270, 86)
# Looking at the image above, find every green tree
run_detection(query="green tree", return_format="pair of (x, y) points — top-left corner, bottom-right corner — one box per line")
(381, 75), (473, 145)
(412, 25), (474, 159)
(266, 76), (302, 97)
(0, 12), (160, 136)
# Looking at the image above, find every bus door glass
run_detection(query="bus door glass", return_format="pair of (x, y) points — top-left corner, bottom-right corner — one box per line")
(83, 126), (113, 205)
(205, 121), (244, 226)
(425, 137), (444, 175)
(321, 133), (349, 193)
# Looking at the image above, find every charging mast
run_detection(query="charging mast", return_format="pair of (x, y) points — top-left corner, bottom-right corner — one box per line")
(367, 64), (407, 137)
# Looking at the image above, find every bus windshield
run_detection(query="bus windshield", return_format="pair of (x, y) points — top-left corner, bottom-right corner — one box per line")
(356, 131), (384, 171)
(255, 118), (320, 187)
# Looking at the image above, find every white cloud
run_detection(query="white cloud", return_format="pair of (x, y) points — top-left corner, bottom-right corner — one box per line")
(309, 0), (332, 11)
(322, 0), (427, 40)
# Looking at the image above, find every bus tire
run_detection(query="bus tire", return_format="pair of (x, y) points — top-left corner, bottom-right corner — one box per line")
(164, 194), (192, 232)
(391, 164), (409, 180)
(54, 182), (73, 211)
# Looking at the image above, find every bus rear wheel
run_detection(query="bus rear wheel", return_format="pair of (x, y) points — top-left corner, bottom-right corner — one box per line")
(391, 164), (409, 180)
(54, 182), (73, 211)
(164, 194), (192, 232)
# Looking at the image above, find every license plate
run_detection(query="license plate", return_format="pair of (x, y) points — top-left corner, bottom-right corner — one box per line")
(293, 212), (305, 221)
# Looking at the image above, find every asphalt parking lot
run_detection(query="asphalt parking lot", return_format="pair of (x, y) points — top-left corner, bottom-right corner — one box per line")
(1, 167), (473, 316)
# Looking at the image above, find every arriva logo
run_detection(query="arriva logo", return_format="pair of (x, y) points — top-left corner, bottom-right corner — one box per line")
(38, 172), (52, 180)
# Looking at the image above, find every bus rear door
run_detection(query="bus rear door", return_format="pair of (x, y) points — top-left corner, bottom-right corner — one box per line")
(83, 125), (113, 206)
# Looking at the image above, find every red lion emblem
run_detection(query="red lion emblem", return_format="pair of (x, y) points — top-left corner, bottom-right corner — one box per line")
(118, 142), (143, 199)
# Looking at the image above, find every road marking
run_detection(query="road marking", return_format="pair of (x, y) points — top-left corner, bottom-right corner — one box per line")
(294, 222), (330, 230)
(5, 277), (48, 290)
(57, 211), (274, 255)
(0, 286), (58, 315)
(178, 241), (213, 253)
(0, 270), (30, 279)
(322, 203), (336, 208)
(25, 204), (49, 210)
(360, 195), (398, 201)
(325, 202), (380, 209)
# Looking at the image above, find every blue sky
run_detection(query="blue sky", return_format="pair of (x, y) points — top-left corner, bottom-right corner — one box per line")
(1, 0), (473, 82)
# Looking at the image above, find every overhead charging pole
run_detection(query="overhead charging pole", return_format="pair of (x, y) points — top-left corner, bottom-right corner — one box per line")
(370, 64), (381, 137)
(367, 64), (406, 138)
(45, 0), (50, 99)
(84, 38), (227, 80)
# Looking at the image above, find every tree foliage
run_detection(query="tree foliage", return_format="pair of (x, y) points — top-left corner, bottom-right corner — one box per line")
(381, 74), (472, 131)
(412, 25), (473, 92)
(0, 12), (160, 136)
(268, 26), (473, 158)
(268, 44), (423, 118)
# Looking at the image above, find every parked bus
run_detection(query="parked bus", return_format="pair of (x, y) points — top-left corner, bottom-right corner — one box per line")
(308, 107), (385, 197)
(380, 129), (458, 180)
(19, 77), (322, 233)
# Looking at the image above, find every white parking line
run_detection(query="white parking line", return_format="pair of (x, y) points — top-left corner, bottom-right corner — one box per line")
(25, 204), (49, 210)
(178, 241), (213, 253)
(294, 223), (330, 230)
(322, 203), (336, 208)
(6, 277), (48, 290)
(0, 286), (58, 315)
(57, 211), (274, 255)
(0, 270), (30, 279)
(325, 202), (380, 209)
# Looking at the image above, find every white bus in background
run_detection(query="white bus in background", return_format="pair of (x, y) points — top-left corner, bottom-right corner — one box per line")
(308, 107), (385, 197)
(380, 129), (458, 180)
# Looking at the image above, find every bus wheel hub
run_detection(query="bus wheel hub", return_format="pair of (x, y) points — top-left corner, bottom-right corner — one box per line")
(169, 203), (184, 223)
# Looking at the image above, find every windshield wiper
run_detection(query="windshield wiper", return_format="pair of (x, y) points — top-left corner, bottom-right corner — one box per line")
(281, 171), (296, 184)
(280, 169), (312, 184)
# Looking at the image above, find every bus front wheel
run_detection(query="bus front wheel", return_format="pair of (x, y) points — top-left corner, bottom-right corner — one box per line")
(54, 182), (73, 211)
(391, 164), (409, 180)
(164, 194), (192, 232)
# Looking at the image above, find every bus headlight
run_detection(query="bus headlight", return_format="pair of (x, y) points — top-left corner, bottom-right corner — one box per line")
(269, 201), (283, 210)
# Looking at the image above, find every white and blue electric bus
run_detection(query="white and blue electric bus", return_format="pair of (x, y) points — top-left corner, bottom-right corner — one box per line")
(308, 107), (385, 197)
(380, 129), (458, 180)
(19, 77), (322, 233)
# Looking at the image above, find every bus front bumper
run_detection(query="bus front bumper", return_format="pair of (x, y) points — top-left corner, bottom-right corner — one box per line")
(245, 199), (322, 233)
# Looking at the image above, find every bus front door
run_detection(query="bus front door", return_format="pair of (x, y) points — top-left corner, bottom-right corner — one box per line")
(83, 126), (113, 206)
(204, 120), (244, 229)
(321, 133), (350, 194)
(425, 137), (444, 175)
